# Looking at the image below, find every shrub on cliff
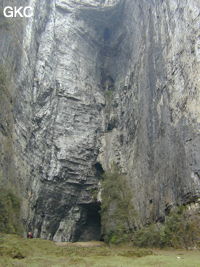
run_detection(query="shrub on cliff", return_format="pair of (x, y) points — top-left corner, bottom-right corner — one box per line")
(101, 164), (137, 244)
(132, 223), (165, 248)
(132, 205), (200, 249)
(0, 66), (7, 92)
(163, 205), (200, 248)
(0, 188), (22, 234)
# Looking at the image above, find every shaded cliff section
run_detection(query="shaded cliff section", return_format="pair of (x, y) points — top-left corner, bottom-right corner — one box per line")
(0, 0), (30, 219)
(99, 0), (200, 237)
(0, 0), (54, 231)
(0, 0), (31, 233)
(0, 0), (23, 189)
(0, 0), (200, 241)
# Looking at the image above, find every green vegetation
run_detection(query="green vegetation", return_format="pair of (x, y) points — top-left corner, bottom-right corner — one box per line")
(0, 65), (21, 237)
(0, 65), (8, 93)
(104, 90), (114, 110)
(0, 64), (12, 103)
(0, 234), (150, 266)
(133, 223), (165, 248)
(0, 234), (200, 267)
(101, 164), (200, 249)
(101, 165), (137, 244)
(0, 188), (22, 234)
(105, 90), (113, 99)
(132, 205), (200, 249)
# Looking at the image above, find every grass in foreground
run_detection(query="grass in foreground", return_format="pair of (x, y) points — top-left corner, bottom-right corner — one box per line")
(0, 234), (200, 267)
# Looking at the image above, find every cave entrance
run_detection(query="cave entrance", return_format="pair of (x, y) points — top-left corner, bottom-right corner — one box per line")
(103, 28), (111, 41)
(79, 202), (101, 241)
(94, 162), (104, 177)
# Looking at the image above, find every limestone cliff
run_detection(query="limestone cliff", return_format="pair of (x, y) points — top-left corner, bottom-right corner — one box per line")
(0, 0), (200, 241)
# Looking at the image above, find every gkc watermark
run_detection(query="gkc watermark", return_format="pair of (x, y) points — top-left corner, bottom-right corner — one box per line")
(3, 6), (33, 18)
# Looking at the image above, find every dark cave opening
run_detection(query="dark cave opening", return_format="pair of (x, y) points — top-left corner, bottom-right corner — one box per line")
(107, 117), (117, 132)
(103, 28), (111, 41)
(78, 202), (101, 241)
(94, 162), (105, 177)
(101, 71), (115, 90)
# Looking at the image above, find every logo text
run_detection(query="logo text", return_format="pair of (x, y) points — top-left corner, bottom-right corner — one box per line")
(3, 6), (33, 18)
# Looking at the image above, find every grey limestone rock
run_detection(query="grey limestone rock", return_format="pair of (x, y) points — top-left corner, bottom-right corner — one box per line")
(0, 0), (200, 241)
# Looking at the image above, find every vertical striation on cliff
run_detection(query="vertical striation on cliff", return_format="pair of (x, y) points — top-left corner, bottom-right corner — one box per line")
(25, 0), (125, 241)
(99, 0), (200, 234)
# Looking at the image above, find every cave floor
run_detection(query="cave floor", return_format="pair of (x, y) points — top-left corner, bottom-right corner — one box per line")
(0, 234), (200, 267)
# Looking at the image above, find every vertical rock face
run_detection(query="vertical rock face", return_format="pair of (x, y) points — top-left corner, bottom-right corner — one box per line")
(22, 0), (125, 241)
(0, 0), (28, 195)
(99, 0), (200, 230)
(0, 0), (200, 241)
